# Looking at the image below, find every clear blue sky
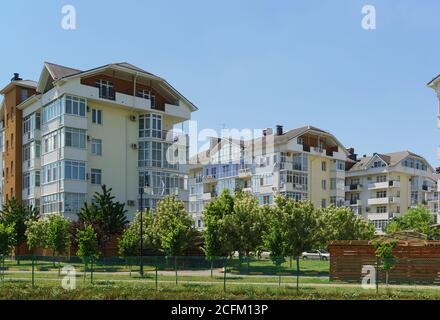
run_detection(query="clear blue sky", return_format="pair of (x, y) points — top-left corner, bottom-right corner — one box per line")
(1, 0), (439, 165)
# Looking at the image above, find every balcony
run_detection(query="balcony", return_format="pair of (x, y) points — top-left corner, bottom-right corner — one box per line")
(345, 199), (362, 207)
(310, 147), (326, 156)
(368, 180), (400, 190)
(368, 197), (400, 205)
(345, 184), (362, 192)
(238, 168), (252, 178)
(203, 175), (217, 184)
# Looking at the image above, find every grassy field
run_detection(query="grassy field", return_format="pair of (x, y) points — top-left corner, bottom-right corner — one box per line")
(1, 281), (440, 300)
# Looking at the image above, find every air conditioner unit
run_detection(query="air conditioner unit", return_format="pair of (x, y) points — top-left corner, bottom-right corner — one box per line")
(131, 144), (138, 150)
(129, 115), (136, 122)
(86, 173), (90, 180)
(87, 135), (91, 141)
(87, 106), (91, 112)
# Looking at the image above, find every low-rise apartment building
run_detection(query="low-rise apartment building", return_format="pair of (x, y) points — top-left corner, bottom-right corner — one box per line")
(0, 62), (197, 220)
(345, 151), (438, 233)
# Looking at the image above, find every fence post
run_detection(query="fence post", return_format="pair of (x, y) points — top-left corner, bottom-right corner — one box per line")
(32, 255), (35, 287)
(155, 258), (158, 291)
(175, 256), (178, 286)
(223, 258), (227, 292)
(376, 257), (380, 294)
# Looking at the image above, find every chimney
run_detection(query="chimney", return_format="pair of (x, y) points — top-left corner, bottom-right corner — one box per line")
(263, 128), (273, 137)
(346, 147), (357, 162)
(276, 125), (284, 136)
(11, 73), (22, 82)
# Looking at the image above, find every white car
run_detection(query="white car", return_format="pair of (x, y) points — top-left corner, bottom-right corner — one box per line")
(302, 249), (330, 261)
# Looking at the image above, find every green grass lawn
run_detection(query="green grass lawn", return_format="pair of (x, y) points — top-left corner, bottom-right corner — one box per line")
(2, 257), (329, 276)
(1, 281), (440, 300)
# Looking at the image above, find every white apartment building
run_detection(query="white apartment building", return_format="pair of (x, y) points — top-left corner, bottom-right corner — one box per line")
(0, 62), (197, 220)
(189, 125), (354, 229)
(345, 151), (439, 233)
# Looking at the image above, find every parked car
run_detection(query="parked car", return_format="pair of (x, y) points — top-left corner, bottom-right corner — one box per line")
(302, 249), (330, 261)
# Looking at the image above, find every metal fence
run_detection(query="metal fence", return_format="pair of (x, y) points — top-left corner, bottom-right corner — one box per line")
(2, 255), (440, 292)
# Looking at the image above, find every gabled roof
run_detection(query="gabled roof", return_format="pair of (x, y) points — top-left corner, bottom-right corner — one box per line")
(39, 61), (198, 111)
(427, 74), (440, 87)
(44, 62), (82, 80)
(350, 150), (432, 171)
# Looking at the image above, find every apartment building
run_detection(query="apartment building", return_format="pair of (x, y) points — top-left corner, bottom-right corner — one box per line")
(345, 151), (439, 233)
(0, 62), (196, 220)
(188, 125), (354, 229)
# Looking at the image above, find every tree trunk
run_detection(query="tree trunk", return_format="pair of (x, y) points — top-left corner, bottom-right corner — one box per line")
(296, 256), (300, 293)
(58, 258), (61, 277)
(16, 246), (20, 265)
(290, 256), (293, 269)
(175, 256), (178, 285)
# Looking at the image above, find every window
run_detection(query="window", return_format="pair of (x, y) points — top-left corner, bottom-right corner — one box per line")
(65, 95), (86, 117)
(64, 193), (86, 213)
(263, 195), (272, 205)
(20, 88), (29, 102)
(91, 169), (102, 185)
(91, 139), (102, 156)
(43, 130), (60, 153)
(322, 161), (327, 171)
(138, 141), (151, 167)
(376, 175), (387, 183)
(64, 161), (86, 181)
(42, 194), (62, 214)
(321, 199), (327, 208)
(321, 180), (327, 190)
(377, 206), (387, 213)
(151, 114), (162, 138)
(373, 220), (389, 230)
(298, 137), (305, 145)
(92, 109), (103, 125)
(43, 162), (61, 184)
(152, 141), (162, 168)
(376, 191), (387, 198)
(95, 79), (115, 100)
(64, 127), (86, 149)
(43, 98), (62, 123)
(336, 160), (345, 171)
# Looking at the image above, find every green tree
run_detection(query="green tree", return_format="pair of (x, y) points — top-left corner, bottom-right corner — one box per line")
(223, 192), (266, 265)
(385, 205), (439, 238)
(373, 241), (398, 288)
(45, 214), (71, 275)
(0, 198), (38, 263)
(152, 196), (194, 284)
(320, 205), (376, 245)
(262, 205), (287, 285)
(76, 224), (100, 282)
(25, 218), (47, 255)
(0, 222), (15, 280)
(77, 185), (128, 249)
(276, 197), (322, 291)
(118, 210), (155, 275)
(202, 189), (234, 276)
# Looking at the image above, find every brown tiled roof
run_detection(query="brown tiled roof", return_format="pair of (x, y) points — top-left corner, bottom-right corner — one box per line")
(44, 62), (82, 80)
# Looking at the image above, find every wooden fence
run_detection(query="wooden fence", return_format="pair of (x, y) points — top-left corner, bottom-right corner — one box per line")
(329, 240), (440, 284)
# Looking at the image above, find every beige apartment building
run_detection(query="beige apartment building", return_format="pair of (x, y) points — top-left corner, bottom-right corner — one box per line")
(0, 62), (196, 220)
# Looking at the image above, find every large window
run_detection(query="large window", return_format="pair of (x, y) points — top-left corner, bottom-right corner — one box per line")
(95, 79), (115, 100)
(64, 161), (86, 181)
(43, 99), (62, 123)
(152, 141), (162, 168)
(139, 114), (162, 138)
(91, 169), (102, 185)
(91, 139), (102, 156)
(64, 127), (86, 149)
(64, 193), (86, 213)
(43, 162), (61, 184)
(23, 113), (41, 138)
(292, 154), (308, 171)
(42, 194), (62, 214)
(65, 95), (86, 117)
(138, 171), (184, 196)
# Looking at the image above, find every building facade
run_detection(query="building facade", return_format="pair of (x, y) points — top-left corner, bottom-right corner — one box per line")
(189, 125), (354, 229)
(0, 62), (196, 220)
(345, 151), (438, 232)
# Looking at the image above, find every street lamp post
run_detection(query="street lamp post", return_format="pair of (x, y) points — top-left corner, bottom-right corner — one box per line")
(139, 188), (144, 277)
